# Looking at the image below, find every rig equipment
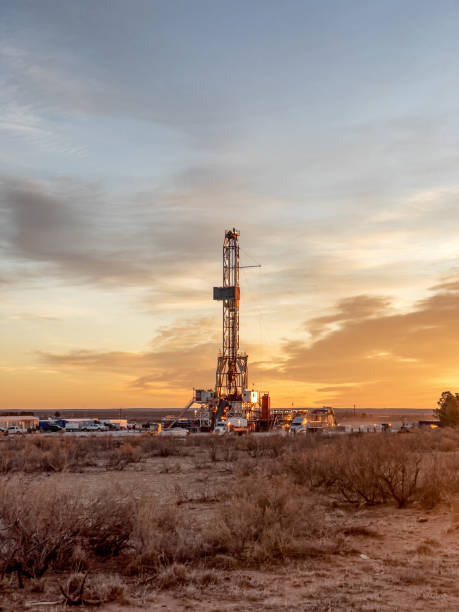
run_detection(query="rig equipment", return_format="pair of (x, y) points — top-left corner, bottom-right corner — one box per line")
(213, 228), (247, 400)
(189, 228), (270, 432)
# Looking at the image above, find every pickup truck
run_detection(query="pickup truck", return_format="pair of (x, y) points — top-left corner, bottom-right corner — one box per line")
(6, 426), (25, 435)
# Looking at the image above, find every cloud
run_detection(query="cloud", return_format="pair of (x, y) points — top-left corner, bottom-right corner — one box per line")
(36, 279), (459, 408)
(306, 295), (392, 337)
(8, 313), (60, 321)
(252, 280), (459, 407)
(1, 177), (142, 283)
(0, 176), (227, 288)
(39, 317), (219, 392)
(430, 277), (459, 292)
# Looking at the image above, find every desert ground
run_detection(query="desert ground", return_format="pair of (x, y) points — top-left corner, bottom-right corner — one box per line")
(0, 428), (458, 611)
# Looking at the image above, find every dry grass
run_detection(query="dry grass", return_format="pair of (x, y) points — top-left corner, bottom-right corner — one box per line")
(0, 479), (142, 587)
(0, 434), (189, 473)
(1, 428), (459, 609)
(212, 475), (335, 563)
(279, 435), (424, 507)
(267, 432), (459, 509)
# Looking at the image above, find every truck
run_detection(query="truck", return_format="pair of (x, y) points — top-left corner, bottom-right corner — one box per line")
(289, 407), (337, 433)
(100, 419), (128, 430)
(84, 423), (107, 432)
(289, 415), (309, 434)
(213, 420), (227, 435)
(64, 419), (98, 432)
(39, 420), (63, 432)
(307, 407), (336, 432)
(6, 426), (25, 435)
(226, 417), (252, 435)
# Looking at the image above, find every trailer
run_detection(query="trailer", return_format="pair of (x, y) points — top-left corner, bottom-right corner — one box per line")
(63, 419), (100, 432)
(0, 416), (39, 432)
(39, 420), (63, 432)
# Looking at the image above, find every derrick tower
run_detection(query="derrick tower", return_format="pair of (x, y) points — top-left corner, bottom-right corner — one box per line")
(213, 228), (248, 399)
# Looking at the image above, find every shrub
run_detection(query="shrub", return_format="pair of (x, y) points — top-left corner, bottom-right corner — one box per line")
(128, 500), (210, 575)
(416, 455), (459, 508)
(0, 480), (84, 587)
(213, 475), (327, 563)
(0, 479), (170, 586)
(281, 434), (422, 507)
(79, 487), (136, 557)
(84, 573), (127, 603)
(377, 440), (421, 508)
(156, 563), (189, 589)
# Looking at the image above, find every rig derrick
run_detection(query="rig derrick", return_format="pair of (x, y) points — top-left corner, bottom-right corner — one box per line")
(192, 228), (270, 433)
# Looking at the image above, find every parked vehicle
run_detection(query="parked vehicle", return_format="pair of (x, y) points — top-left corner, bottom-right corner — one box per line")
(84, 423), (107, 432)
(43, 424), (63, 432)
(289, 415), (309, 433)
(213, 420), (227, 435)
(64, 420), (99, 432)
(307, 407), (337, 431)
(289, 408), (337, 433)
(39, 420), (63, 432)
(6, 426), (24, 435)
(226, 417), (251, 435)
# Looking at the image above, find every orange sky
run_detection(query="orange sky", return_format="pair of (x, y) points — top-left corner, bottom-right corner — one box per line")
(2, 275), (459, 410)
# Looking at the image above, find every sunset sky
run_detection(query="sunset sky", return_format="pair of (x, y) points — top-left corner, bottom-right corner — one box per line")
(2, 1), (459, 409)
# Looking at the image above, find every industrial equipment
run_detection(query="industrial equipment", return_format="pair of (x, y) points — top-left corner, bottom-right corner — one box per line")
(191, 228), (270, 432)
(288, 407), (336, 433)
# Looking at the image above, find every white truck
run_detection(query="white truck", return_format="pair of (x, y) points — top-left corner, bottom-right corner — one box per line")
(213, 420), (227, 435)
(227, 417), (252, 435)
(64, 420), (99, 432)
(6, 426), (25, 435)
(289, 415), (309, 434)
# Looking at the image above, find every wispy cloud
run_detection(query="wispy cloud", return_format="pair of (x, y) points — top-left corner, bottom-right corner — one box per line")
(39, 317), (218, 392)
(306, 295), (392, 338)
(0, 43), (88, 156)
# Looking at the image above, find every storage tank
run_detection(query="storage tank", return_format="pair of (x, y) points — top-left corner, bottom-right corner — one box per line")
(261, 394), (271, 423)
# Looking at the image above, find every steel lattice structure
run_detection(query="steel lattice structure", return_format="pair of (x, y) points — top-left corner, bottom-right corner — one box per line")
(213, 228), (247, 399)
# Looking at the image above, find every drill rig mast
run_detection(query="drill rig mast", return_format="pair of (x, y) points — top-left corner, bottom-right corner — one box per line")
(193, 228), (270, 432)
(213, 228), (247, 400)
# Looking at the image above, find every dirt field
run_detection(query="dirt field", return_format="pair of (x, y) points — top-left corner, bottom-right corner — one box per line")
(0, 430), (458, 611)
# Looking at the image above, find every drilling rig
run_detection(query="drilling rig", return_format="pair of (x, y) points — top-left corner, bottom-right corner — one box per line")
(214, 228), (247, 401)
(192, 228), (270, 432)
